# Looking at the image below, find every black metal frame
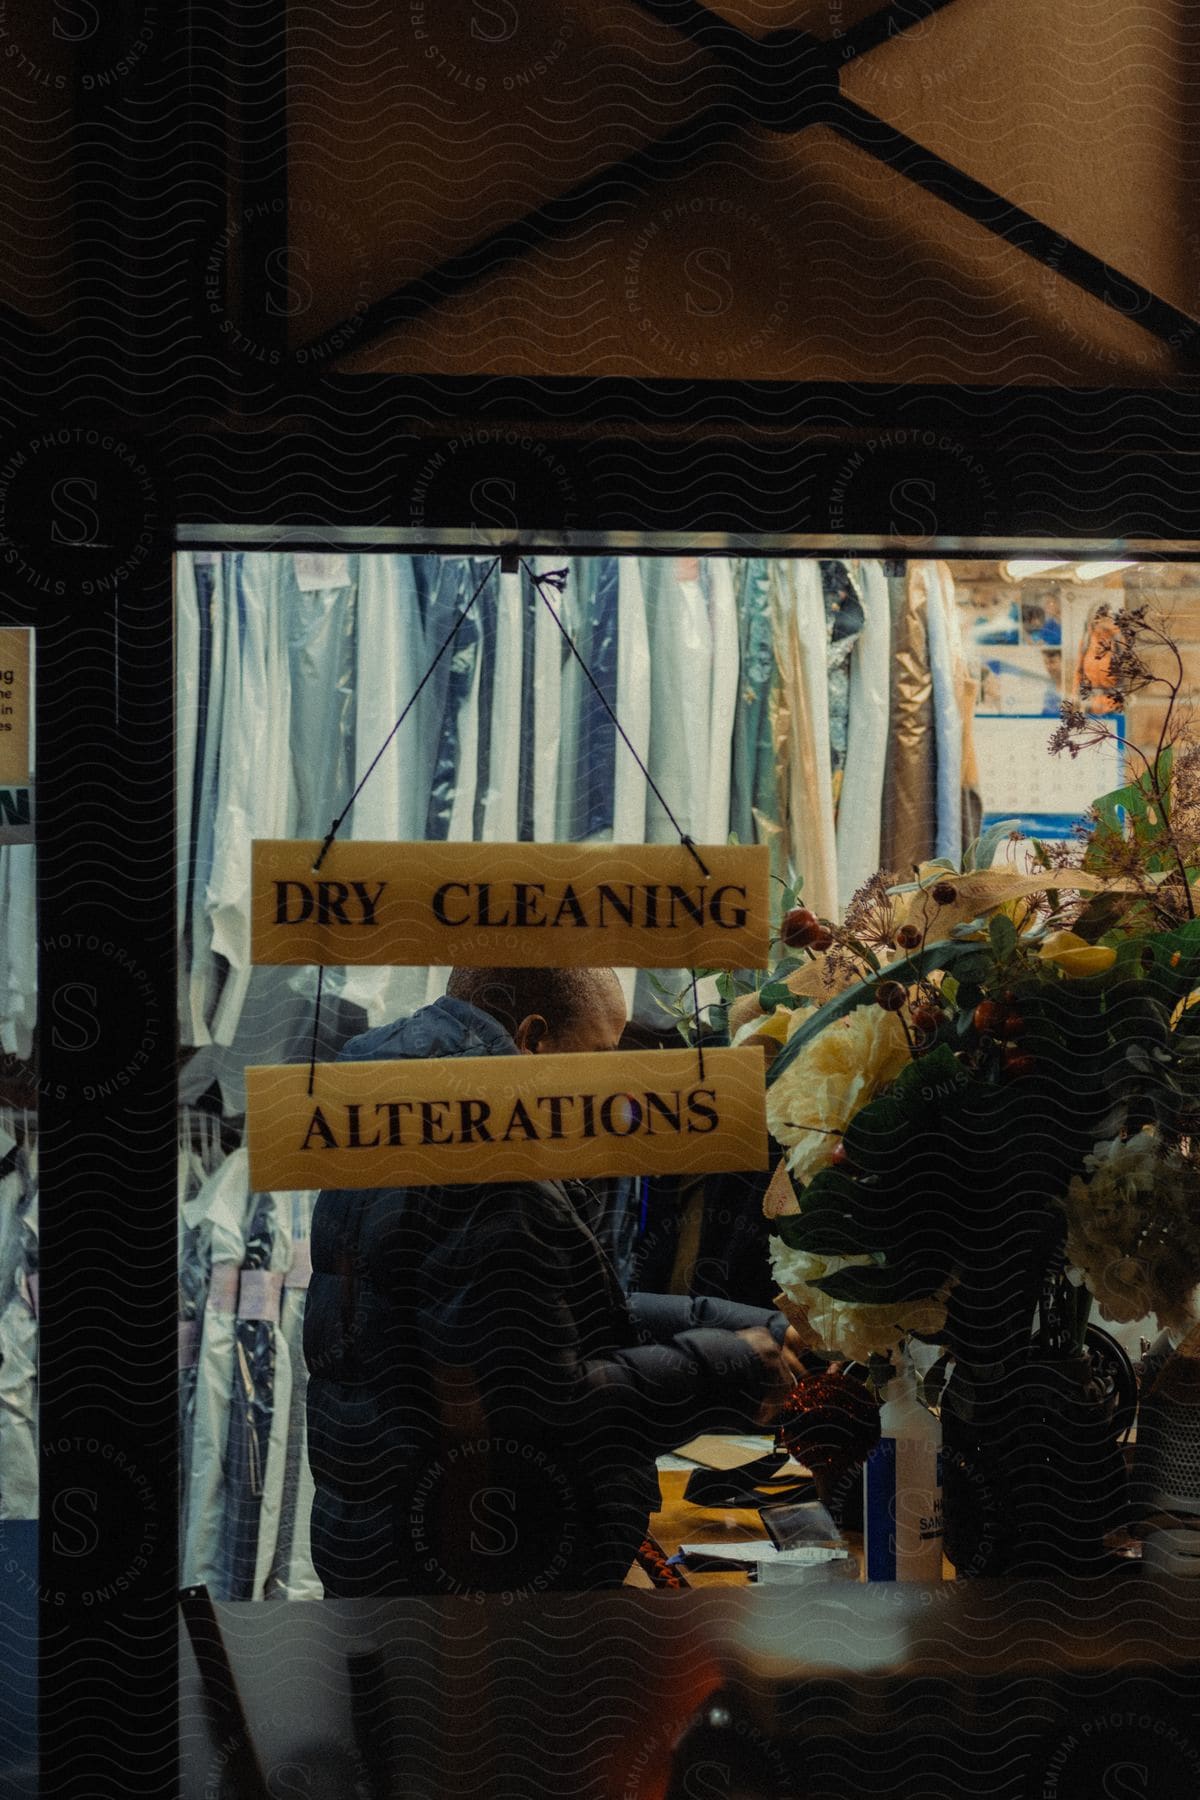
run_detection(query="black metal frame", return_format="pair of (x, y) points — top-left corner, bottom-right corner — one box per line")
(294, 0), (1200, 371)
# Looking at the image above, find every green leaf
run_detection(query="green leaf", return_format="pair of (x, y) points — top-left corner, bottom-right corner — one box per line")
(989, 914), (1018, 959)
(963, 819), (1023, 874)
(758, 981), (798, 1010)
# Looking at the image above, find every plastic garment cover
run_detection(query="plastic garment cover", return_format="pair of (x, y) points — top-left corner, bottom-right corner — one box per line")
(920, 559), (964, 866)
(820, 561), (867, 815)
(181, 1149), (249, 1590)
(0, 1144), (37, 1519)
(424, 558), (486, 844)
(422, 557), (490, 1007)
(635, 557), (715, 1024)
(552, 557), (585, 838)
(729, 559), (786, 883)
(612, 558), (652, 1016)
(208, 554), (295, 1047)
(264, 1191), (323, 1600)
(213, 1185), (294, 1602)
(880, 566), (937, 876)
(642, 557), (712, 844)
(528, 554), (563, 841)
(704, 559), (740, 848)
(286, 556), (356, 846)
(338, 554), (432, 1028)
(478, 566), (524, 842)
(176, 555), (202, 1039)
(836, 559), (892, 912)
(771, 561), (838, 921)
(0, 846), (35, 1061)
(576, 557), (619, 841)
(187, 555), (228, 1045)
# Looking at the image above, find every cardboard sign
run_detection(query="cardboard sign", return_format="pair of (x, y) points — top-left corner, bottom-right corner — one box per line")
(251, 840), (770, 970)
(0, 630), (33, 845)
(246, 1047), (768, 1190)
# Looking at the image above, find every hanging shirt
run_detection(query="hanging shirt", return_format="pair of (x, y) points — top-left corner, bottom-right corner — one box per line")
(771, 562), (838, 921)
(921, 559), (964, 867)
(880, 566), (938, 877)
(836, 559), (892, 912)
(729, 557), (785, 879)
(820, 560), (866, 819)
(704, 558), (740, 846)
(209, 554), (295, 1048)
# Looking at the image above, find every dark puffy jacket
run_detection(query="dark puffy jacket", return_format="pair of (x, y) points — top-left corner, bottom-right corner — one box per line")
(304, 996), (790, 1596)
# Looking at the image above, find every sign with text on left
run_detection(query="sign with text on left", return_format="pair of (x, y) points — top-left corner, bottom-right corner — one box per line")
(246, 1047), (768, 1190)
(0, 629), (33, 845)
(251, 840), (770, 969)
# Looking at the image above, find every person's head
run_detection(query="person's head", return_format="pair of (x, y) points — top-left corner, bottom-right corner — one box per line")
(444, 967), (627, 1055)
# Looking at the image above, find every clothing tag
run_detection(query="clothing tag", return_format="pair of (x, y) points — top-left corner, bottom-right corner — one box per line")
(294, 553), (350, 592)
(284, 1237), (312, 1290)
(238, 1269), (284, 1323)
(207, 1260), (240, 1314)
(179, 1319), (202, 1368)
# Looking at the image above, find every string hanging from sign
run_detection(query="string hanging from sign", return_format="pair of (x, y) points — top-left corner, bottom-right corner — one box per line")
(304, 557), (500, 1090)
(523, 560), (711, 1077)
(306, 964), (325, 1098)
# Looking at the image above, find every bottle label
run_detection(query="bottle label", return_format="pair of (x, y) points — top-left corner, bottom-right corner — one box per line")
(864, 1437), (943, 1582)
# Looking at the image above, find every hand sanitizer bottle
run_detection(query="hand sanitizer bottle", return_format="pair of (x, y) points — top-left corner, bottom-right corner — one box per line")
(863, 1347), (944, 1582)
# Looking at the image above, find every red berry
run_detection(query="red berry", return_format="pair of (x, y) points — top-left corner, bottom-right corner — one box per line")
(781, 907), (823, 948)
(808, 925), (834, 952)
(1002, 1050), (1036, 1078)
(895, 924), (922, 951)
(875, 981), (907, 1011)
(973, 1001), (1005, 1035)
(911, 1005), (941, 1036)
(930, 882), (958, 906)
(1002, 1012), (1025, 1039)
(829, 1139), (854, 1169)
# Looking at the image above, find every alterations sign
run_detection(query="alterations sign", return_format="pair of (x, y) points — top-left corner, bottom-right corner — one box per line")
(246, 1048), (768, 1190)
(0, 629), (32, 845)
(251, 841), (770, 970)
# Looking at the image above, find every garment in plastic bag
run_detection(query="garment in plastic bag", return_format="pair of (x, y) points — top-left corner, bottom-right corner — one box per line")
(0, 847), (36, 1061)
(0, 1148), (37, 1520)
(921, 558), (964, 867)
(772, 561), (838, 920)
(209, 553), (295, 1047)
(181, 1149), (249, 1590)
(836, 559), (892, 912)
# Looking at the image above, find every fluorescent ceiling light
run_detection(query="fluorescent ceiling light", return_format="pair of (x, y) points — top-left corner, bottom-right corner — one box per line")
(1072, 560), (1139, 580)
(1001, 559), (1074, 580)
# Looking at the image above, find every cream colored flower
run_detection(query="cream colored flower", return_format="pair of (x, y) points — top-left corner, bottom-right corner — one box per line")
(766, 1004), (910, 1185)
(1061, 1129), (1200, 1334)
(767, 1239), (951, 1360)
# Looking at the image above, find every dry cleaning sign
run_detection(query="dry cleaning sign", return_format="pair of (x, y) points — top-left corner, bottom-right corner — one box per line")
(0, 629), (33, 845)
(251, 840), (770, 969)
(246, 1048), (768, 1189)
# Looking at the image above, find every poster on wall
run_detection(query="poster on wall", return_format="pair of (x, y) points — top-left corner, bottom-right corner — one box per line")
(0, 628), (33, 845)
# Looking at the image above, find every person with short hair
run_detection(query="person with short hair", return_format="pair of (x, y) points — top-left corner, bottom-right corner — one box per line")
(304, 966), (809, 1595)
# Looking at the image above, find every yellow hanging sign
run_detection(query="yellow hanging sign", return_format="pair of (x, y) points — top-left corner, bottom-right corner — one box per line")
(0, 629), (33, 845)
(245, 1047), (768, 1190)
(250, 840), (770, 970)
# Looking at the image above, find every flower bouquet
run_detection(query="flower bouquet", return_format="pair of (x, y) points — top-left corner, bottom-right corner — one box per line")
(733, 606), (1200, 1573)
